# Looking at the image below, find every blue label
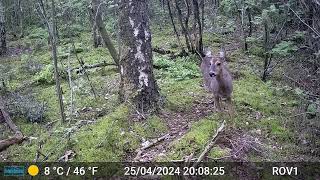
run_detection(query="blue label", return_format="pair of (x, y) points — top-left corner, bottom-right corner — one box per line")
(3, 166), (25, 176)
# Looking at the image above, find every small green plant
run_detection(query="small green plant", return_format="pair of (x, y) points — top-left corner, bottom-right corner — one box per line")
(27, 27), (48, 40)
(153, 56), (175, 69)
(271, 41), (298, 57)
(34, 64), (55, 84)
(154, 56), (200, 81)
(34, 64), (67, 84)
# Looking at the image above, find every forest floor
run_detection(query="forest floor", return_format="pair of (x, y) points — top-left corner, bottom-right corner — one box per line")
(0, 25), (319, 165)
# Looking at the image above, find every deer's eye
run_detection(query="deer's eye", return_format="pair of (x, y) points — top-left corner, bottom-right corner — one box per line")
(216, 62), (221, 66)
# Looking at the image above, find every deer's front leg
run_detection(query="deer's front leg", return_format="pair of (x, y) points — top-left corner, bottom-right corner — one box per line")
(226, 96), (234, 116)
(214, 96), (221, 112)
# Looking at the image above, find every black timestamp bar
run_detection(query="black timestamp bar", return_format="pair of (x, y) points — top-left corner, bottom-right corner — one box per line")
(124, 166), (226, 176)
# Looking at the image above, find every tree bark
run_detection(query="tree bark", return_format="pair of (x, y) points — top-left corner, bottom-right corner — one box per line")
(119, 0), (160, 114)
(92, 0), (119, 66)
(0, 0), (6, 56)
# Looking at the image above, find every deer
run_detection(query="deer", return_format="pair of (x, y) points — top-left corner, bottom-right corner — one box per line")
(200, 48), (234, 114)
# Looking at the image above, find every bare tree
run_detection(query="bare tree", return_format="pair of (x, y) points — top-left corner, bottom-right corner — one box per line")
(88, 3), (102, 48)
(0, 0), (6, 56)
(119, 0), (160, 114)
(37, 0), (66, 122)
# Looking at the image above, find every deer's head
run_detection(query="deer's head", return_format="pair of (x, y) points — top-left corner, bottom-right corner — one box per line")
(206, 48), (226, 77)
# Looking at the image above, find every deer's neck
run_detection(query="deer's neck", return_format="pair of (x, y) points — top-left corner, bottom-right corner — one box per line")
(215, 69), (227, 88)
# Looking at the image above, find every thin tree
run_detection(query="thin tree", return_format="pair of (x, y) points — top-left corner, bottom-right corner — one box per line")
(88, 3), (101, 48)
(91, 0), (119, 66)
(192, 0), (203, 55)
(0, 0), (6, 56)
(166, 0), (186, 54)
(37, 0), (66, 122)
(119, 0), (160, 114)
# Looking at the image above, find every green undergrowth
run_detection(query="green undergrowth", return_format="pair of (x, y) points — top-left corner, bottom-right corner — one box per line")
(73, 106), (168, 161)
(151, 26), (179, 51)
(73, 105), (133, 161)
(154, 55), (201, 81)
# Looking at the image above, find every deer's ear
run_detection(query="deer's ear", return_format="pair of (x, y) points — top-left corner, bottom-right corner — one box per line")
(204, 48), (213, 57)
(219, 50), (225, 59)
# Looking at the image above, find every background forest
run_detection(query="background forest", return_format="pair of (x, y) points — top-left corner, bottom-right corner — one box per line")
(0, 0), (319, 164)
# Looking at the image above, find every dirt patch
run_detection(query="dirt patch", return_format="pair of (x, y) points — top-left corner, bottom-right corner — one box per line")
(130, 96), (216, 162)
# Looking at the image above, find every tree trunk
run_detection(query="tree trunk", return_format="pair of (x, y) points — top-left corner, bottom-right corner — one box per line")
(262, 21), (270, 81)
(247, 7), (252, 37)
(192, 0), (203, 55)
(233, 0), (247, 51)
(166, 0), (186, 54)
(92, 0), (119, 66)
(174, 0), (192, 52)
(88, 3), (101, 48)
(42, 0), (66, 122)
(119, 0), (160, 114)
(0, 0), (6, 56)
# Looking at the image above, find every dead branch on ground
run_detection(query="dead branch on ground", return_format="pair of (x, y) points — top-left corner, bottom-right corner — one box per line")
(0, 95), (26, 151)
(70, 61), (116, 74)
(192, 120), (225, 167)
(133, 133), (170, 161)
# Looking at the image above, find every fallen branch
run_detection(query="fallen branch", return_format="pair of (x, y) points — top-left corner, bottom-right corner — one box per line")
(152, 46), (188, 59)
(133, 133), (170, 161)
(192, 120), (225, 167)
(171, 158), (198, 163)
(0, 95), (26, 151)
(152, 47), (175, 54)
(0, 96), (21, 135)
(0, 135), (26, 151)
(70, 61), (117, 73)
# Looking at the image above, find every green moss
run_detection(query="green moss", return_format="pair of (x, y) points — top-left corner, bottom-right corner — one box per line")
(6, 118), (69, 161)
(133, 115), (168, 138)
(160, 78), (205, 112)
(165, 115), (219, 160)
(248, 46), (265, 57)
(34, 85), (61, 121)
(233, 72), (289, 115)
(258, 117), (293, 142)
(209, 146), (231, 158)
(151, 26), (176, 50)
(73, 105), (140, 161)
(203, 33), (225, 44)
